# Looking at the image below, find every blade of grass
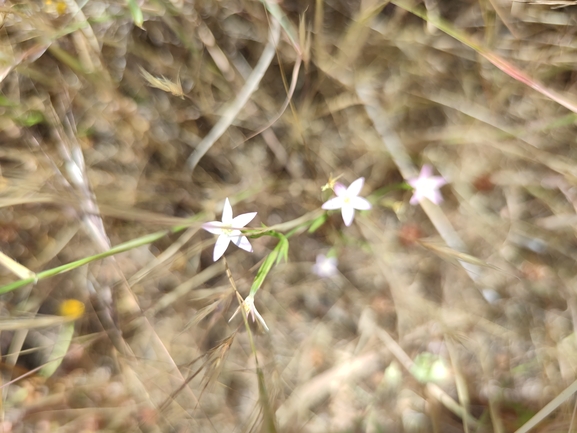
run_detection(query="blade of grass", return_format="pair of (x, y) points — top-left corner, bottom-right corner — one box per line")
(226, 262), (277, 430)
(38, 321), (76, 378)
(150, 260), (225, 315)
(260, 0), (299, 52)
(357, 83), (483, 283)
(0, 221), (198, 294)
(377, 326), (481, 429)
(391, 0), (577, 114)
(0, 251), (35, 280)
(0, 314), (79, 331)
(186, 17), (281, 171)
(514, 378), (577, 433)
(126, 0), (144, 28)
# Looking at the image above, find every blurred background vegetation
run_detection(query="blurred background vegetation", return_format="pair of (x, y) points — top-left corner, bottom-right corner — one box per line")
(1, 0), (577, 431)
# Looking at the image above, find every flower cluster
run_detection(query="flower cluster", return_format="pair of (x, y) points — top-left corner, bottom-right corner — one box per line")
(201, 165), (447, 330)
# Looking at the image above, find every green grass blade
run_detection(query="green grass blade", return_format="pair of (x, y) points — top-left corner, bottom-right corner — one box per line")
(127, 0), (144, 28)
(391, 0), (577, 114)
(0, 222), (196, 294)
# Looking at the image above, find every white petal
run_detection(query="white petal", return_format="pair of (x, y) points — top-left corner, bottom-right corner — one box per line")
(228, 304), (242, 322)
(430, 176), (447, 188)
(230, 296), (269, 331)
(222, 198), (233, 224)
(334, 183), (347, 196)
(410, 192), (421, 205)
(322, 196), (344, 210)
(341, 205), (355, 226)
(213, 235), (231, 261)
(429, 190), (444, 204)
(347, 177), (365, 197)
(232, 212), (257, 228)
(251, 306), (269, 331)
(420, 164), (433, 178)
(313, 254), (338, 278)
(202, 221), (224, 235)
(351, 196), (371, 210)
(233, 235), (253, 252)
(408, 178), (419, 188)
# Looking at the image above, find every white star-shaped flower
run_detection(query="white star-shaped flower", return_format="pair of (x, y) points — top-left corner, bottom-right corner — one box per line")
(202, 198), (257, 261)
(408, 165), (447, 205)
(312, 254), (338, 278)
(322, 177), (372, 226)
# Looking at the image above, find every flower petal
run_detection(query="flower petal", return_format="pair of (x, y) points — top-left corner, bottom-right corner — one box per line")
(232, 212), (257, 229)
(420, 164), (433, 178)
(245, 296), (269, 331)
(347, 177), (365, 197)
(429, 176), (447, 189)
(333, 183), (347, 196)
(408, 178), (419, 188)
(322, 196), (344, 210)
(202, 221), (224, 235)
(429, 190), (444, 204)
(351, 196), (372, 210)
(233, 235), (253, 252)
(410, 192), (421, 205)
(230, 296), (269, 331)
(341, 205), (355, 226)
(213, 235), (231, 261)
(222, 198), (233, 224)
(313, 254), (338, 278)
(251, 305), (269, 331)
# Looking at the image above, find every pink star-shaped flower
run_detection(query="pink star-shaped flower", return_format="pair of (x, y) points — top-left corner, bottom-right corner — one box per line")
(322, 177), (372, 226)
(408, 165), (447, 205)
(201, 198), (257, 261)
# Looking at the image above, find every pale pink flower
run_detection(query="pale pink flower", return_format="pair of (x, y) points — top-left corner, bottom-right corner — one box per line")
(322, 177), (372, 226)
(313, 254), (338, 278)
(202, 198), (256, 261)
(408, 165), (447, 205)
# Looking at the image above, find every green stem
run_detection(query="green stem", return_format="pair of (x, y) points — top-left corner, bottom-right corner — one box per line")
(0, 222), (195, 294)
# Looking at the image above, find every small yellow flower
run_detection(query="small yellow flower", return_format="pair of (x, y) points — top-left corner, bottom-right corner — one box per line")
(321, 173), (343, 192)
(59, 299), (85, 319)
(44, 0), (67, 15)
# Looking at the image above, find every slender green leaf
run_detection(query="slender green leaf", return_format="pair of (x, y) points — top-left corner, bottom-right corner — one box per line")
(17, 111), (44, 127)
(257, 366), (278, 432)
(260, 0), (298, 51)
(249, 249), (278, 297)
(0, 221), (196, 294)
(308, 213), (327, 233)
(276, 235), (289, 265)
(127, 0), (144, 28)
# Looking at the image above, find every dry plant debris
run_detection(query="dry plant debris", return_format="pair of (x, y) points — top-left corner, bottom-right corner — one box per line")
(0, 0), (577, 432)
